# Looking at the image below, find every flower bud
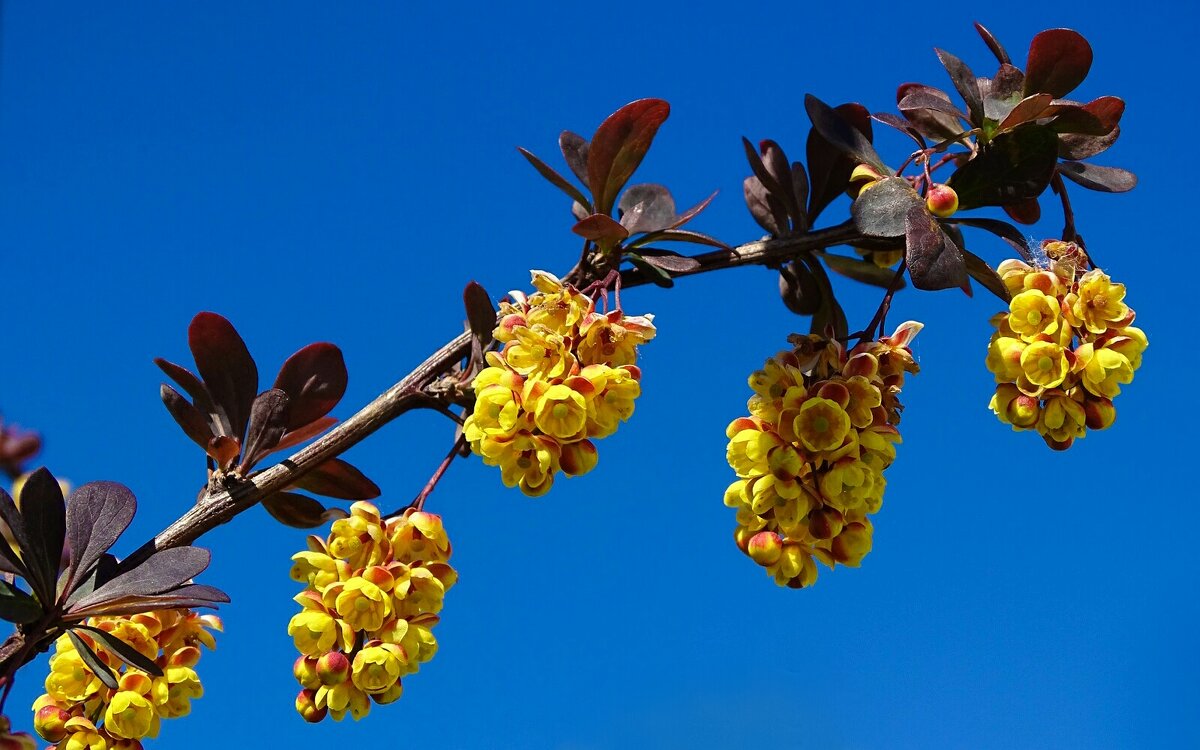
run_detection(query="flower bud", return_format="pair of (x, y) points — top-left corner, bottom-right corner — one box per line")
(293, 655), (320, 689)
(295, 689), (327, 723)
(33, 704), (71, 743)
(1084, 397), (1116, 431)
(746, 531), (783, 566)
(316, 651), (351, 686)
(925, 184), (958, 218)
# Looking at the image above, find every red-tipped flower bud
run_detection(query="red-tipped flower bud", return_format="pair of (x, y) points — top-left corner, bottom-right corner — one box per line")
(316, 651), (351, 686)
(295, 689), (327, 723)
(747, 531), (783, 566)
(925, 184), (959, 218)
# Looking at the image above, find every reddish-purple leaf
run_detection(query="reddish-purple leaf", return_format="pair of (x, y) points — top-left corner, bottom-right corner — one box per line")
(0, 579), (41, 623)
(807, 103), (876, 221)
(272, 343), (347, 431)
(872, 112), (927, 150)
(274, 416), (337, 454)
(632, 248), (702, 273)
(898, 89), (969, 122)
(905, 205), (967, 291)
(517, 147), (592, 212)
(851, 178), (925, 238)
(804, 95), (887, 174)
(262, 492), (348, 529)
(243, 389), (291, 467)
(463, 281), (497, 350)
(1004, 197), (1042, 225)
(947, 217), (1034, 261)
(572, 213), (630, 244)
(975, 22), (1011, 65)
(981, 64), (1026, 121)
(1058, 162), (1137, 193)
(154, 358), (217, 421)
(744, 176), (786, 236)
(632, 229), (730, 251)
(760, 140), (801, 223)
(68, 630), (118, 689)
(587, 99), (671, 215)
(790, 165), (810, 234)
(624, 253), (674, 288)
(779, 259), (822, 316)
(948, 124), (1059, 208)
(998, 94), (1053, 131)
(896, 84), (964, 142)
(935, 48), (984, 125)
(667, 190), (718, 231)
(618, 183), (676, 234)
(64, 481), (136, 595)
(1045, 105), (1109, 136)
(1082, 97), (1124, 132)
(160, 384), (214, 450)
(1024, 29), (1092, 98)
(559, 131), (590, 188)
(67, 584), (228, 618)
(822, 253), (906, 289)
(11, 467), (65, 606)
(961, 249), (1011, 302)
(73, 624), (163, 676)
(1058, 127), (1120, 160)
(291, 459), (381, 500)
(70, 546), (212, 611)
(188, 313), (259, 441)
(0, 488), (30, 578)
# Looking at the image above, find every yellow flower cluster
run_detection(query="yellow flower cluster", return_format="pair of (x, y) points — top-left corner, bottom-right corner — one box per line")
(288, 501), (455, 722)
(32, 610), (221, 750)
(463, 270), (655, 496)
(985, 242), (1147, 450)
(724, 322), (922, 588)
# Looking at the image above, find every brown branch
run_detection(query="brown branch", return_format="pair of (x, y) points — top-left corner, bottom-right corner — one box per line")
(129, 219), (869, 561)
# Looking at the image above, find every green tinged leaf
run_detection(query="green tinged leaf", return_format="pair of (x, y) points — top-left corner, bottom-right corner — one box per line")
(0, 579), (42, 624)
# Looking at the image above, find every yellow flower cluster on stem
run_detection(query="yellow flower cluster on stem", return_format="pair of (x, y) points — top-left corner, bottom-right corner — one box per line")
(985, 241), (1147, 450)
(32, 610), (221, 750)
(463, 270), (655, 496)
(724, 322), (922, 588)
(288, 501), (454, 722)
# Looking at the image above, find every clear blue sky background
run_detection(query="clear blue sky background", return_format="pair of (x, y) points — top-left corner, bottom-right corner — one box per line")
(0, 2), (1193, 748)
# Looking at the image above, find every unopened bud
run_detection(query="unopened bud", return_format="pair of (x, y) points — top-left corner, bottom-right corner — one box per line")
(925, 184), (959, 218)
(295, 689), (327, 723)
(316, 651), (351, 686)
(746, 531), (783, 566)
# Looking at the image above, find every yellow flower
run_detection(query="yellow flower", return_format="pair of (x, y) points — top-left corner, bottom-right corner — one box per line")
(45, 650), (103, 704)
(1019, 341), (1069, 389)
(1069, 269), (1129, 334)
(577, 311), (656, 367)
(985, 335), (1026, 383)
(1074, 343), (1134, 399)
(989, 384), (1040, 430)
(502, 325), (577, 379)
(793, 398), (851, 453)
(529, 383), (589, 441)
(334, 577), (393, 632)
(60, 717), (107, 750)
(1008, 289), (1061, 340)
(288, 610), (341, 656)
(351, 643), (408, 694)
(1038, 390), (1086, 448)
(103, 691), (158, 740)
(831, 521), (873, 567)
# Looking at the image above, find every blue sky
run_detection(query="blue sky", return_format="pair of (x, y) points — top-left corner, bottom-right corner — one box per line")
(0, 2), (1193, 748)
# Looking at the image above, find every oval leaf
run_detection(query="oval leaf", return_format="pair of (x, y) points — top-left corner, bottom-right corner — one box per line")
(65, 481), (137, 595)
(188, 312), (259, 441)
(273, 343), (348, 430)
(587, 99), (670, 215)
(559, 131), (590, 187)
(1024, 29), (1093, 98)
(262, 492), (349, 529)
(70, 546), (212, 611)
(822, 253), (907, 289)
(851, 178), (925, 238)
(160, 384), (215, 450)
(12, 467), (66, 606)
(243, 389), (291, 467)
(934, 48), (983, 125)
(572, 213), (630, 244)
(291, 459), (381, 501)
(804, 95), (887, 174)
(962, 249), (1011, 302)
(1058, 162), (1137, 193)
(517, 147), (592, 212)
(618, 183), (676, 234)
(948, 124), (1059, 208)
(905, 206), (968, 291)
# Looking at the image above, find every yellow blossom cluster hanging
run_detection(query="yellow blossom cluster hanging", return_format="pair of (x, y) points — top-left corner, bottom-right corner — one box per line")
(31, 609), (221, 750)
(287, 501), (455, 722)
(724, 322), (922, 588)
(985, 241), (1147, 450)
(463, 270), (655, 496)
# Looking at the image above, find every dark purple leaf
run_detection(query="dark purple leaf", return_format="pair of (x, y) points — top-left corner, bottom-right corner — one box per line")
(243, 389), (290, 467)
(1058, 127), (1120, 160)
(898, 89), (969, 121)
(905, 206), (968, 291)
(742, 137), (785, 198)
(262, 492), (348, 529)
(1045, 105), (1109, 136)
(631, 229), (730, 250)
(998, 94), (1053, 131)
(572, 213), (630, 244)
(779, 260), (822, 316)
(935, 48), (984, 125)
(947, 217), (1034, 261)
(587, 99), (670, 215)
(463, 281), (497, 352)
(822, 253), (906, 289)
(0, 579), (41, 624)
(68, 584), (228, 618)
(1058, 162), (1137, 193)
(975, 22), (1011, 65)
(70, 546), (211, 611)
(961, 249), (1011, 302)
(790, 164), (810, 233)
(72, 624), (163, 676)
(1081, 97), (1124, 132)
(896, 84), (964, 141)
(188, 313), (259, 441)
(618, 183), (676, 234)
(744, 176), (787, 236)
(1024, 29), (1092, 98)
(982, 64), (1026, 121)
(1003, 197), (1042, 225)
(759, 140), (802, 224)
(273, 343), (348, 431)
(624, 253), (674, 288)
(65, 554), (118, 604)
(517, 147), (592, 212)
(154, 358), (217, 422)
(559, 131), (590, 188)
(160, 384), (214, 450)
(0, 488), (29, 578)
(948, 124), (1059, 208)
(68, 630), (118, 690)
(274, 416), (338, 454)
(666, 190), (717, 230)
(851, 178), (925, 238)
(804, 95), (887, 174)
(12, 467), (65, 605)
(632, 248), (702, 273)
(807, 103), (874, 221)
(292, 459), (381, 501)
(64, 482), (136, 595)
(811, 287), (847, 338)
(872, 112), (927, 150)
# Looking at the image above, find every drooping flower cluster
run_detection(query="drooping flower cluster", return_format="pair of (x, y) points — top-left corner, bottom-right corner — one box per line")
(32, 609), (221, 749)
(985, 241), (1147, 450)
(463, 270), (655, 496)
(288, 501), (455, 722)
(724, 322), (922, 588)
